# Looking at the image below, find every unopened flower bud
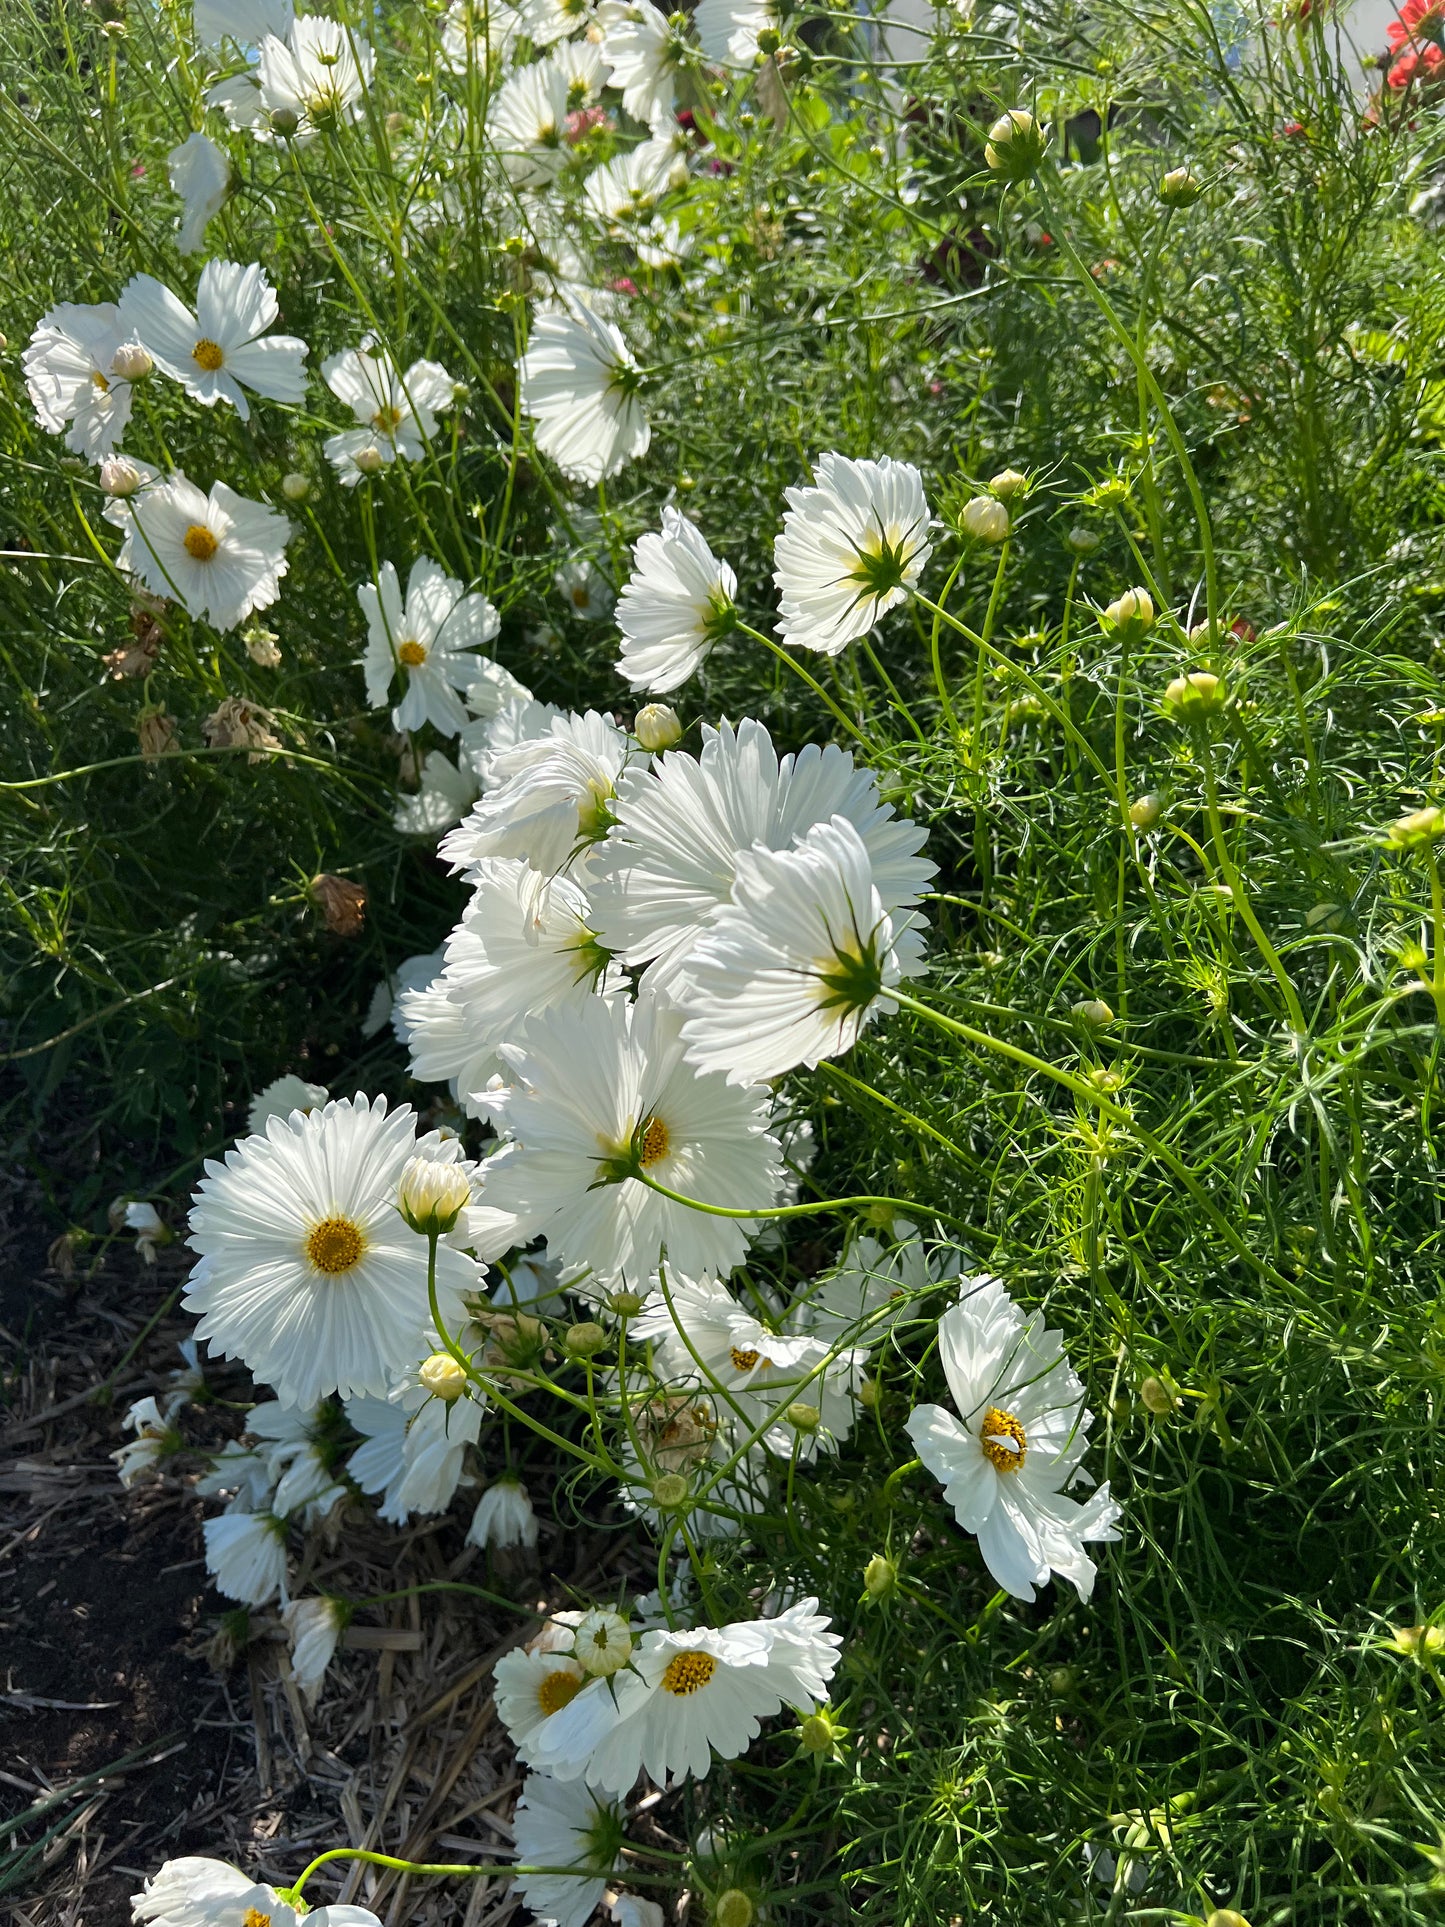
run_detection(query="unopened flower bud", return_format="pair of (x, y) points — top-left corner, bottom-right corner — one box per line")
(1086, 1065), (1123, 1092)
(1386, 804), (1445, 849)
(1129, 792), (1162, 829)
(989, 466), (1028, 500)
(420, 1351), (469, 1402)
(397, 1155), (470, 1236)
(863, 1552), (897, 1599)
(634, 702), (683, 751)
(785, 1401), (820, 1433)
(1163, 669), (1226, 718)
(858, 1373), (879, 1410)
(1204, 1913), (1252, 1927)
(573, 1607), (633, 1675)
(281, 471), (312, 502)
(564, 1320), (607, 1357)
(1071, 997), (1114, 1029)
(1065, 525), (1101, 555)
(960, 495), (1010, 543)
(651, 1472), (689, 1509)
(1140, 1374), (1176, 1415)
(1159, 166), (1202, 207)
(755, 23), (780, 52)
(1048, 1665), (1076, 1694)
(99, 454), (146, 497)
(1102, 587), (1155, 638)
(270, 106), (300, 138)
(984, 108), (1045, 178)
(111, 342), (153, 381)
(1388, 1623), (1445, 1657)
(608, 1289), (647, 1318)
(797, 1709), (844, 1754)
(714, 1892), (755, 1927)
(352, 445), (384, 474)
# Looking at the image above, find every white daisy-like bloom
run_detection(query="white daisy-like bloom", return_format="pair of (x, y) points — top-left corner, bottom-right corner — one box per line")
(773, 451), (933, 655)
(490, 58), (574, 187)
(459, 691), (564, 790)
(117, 473), (291, 634)
(254, 16), (375, 143)
(247, 1072), (328, 1136)
(549, 34), (608, 106)
(582, 137), (676, 236)
(904, 1277), (1123, 1602)
(694, 0), (776, 64)
(282, 1596), (347, 1703)
(23, 302), (136, 459)
(203, 1510), (287, 1606)
(321, 344), (459, 485)
(195, 1440), (272, 1513)
(523, 0), (597, 43)
(117, 263), (307, 423)
(184, 1095), (481, 1409)
(675, 814), (926, 1084)
(193, 0), (293, 46)
(555, 554), (615, 622)
(480, 991), (781, 1289)
(124, 1201), (168, 1265)
(395, 749), (481, 836)
(589, 717), (933, 991)
(597, 0), (683, 125)
(614, 506), (735, 693)
(536, 1607), (839, 1793)
(468, 1475), (539, 1548)
(495, 1647), (591, 1764)
(636, 1275), (863, 1457)
(383, 947), (448, 1046)
(438, 0), (525, 71)
(167, 133), (231, 253)
(132, 1857), (380, 1927)
(791, 1224), (959, 1350)
(520, 308), (650, 485)
(358, 557), (501, 736)
(439, 709), (633, 879)
(346, 1386), (481, 1523)
(112, 1395), (177, 1488)
(511, 1772), (625, 1927)
(404, 858), (611, 1116)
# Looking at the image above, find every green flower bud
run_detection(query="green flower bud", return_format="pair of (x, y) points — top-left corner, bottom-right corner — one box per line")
(1129, 792), (1162, 829)
(1159, 166), (1203, 206)
(608, 1289), (647, 1318)
(714, 1891), (755, 1927)
(1140, 1374), (1176, 1415)
(989, 466), (1028, 500)
(564, 1321), (608, 1358)
(785, 1401), (821, 1432)
(1065, 524), (1102, 554)
(1163, 670), (1226, 718)
(281, 471), (312, 502)
(1386, 805), (1445, 849)
(863, 1552), (897, 1600)
(651, 1472), (689, 1509)
(984, 108), (1046, 178)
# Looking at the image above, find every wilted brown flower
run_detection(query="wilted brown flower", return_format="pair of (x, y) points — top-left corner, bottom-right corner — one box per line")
(309, 871), (368, 937)
(103, 629), (162, 679)
(203, 695), (282, 764)
(136, 705), (179, 759)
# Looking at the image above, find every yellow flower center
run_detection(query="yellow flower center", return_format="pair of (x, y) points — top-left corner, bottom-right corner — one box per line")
(979, 1406), (1027, 1472)
(730, 1346), (771, 1373)
(537, 1667), (583, 1716)
(243, 1911), (272, 1927)
(639, 1115), (670, 1165)
(192, 337), (225, 372)
(183, 524), (219, 562)
(372, 404), (404, 432)
(305, 1215), (366, 1276)
(570, 584), (590, 608)
(397, 639), (428, 666)
(92, 369), (110, 392)
(661, 1650), (717, 1696)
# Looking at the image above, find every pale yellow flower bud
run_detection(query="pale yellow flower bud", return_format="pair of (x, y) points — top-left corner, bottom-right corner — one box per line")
(989, 466), (1028, 500)
(396, 1155), (470, 1236)
(111, 342), (153, 381)
(352, 445), (384, 474)
(1163, 670), (1226, 718)
(1386, 805), (1445, 849)
(1140, 1375), (1176, 1415)
(573, 1607), (633, 1675)
(984, 108), (1045, 177)
(1129, 792), (1162, 829)
(420, 1351), (468, 1401)
(281, 471), (312, 502)
(960, 495), (1010, 543)
(1071, 997), (1114, 1029)
(1103, 587), (1155, 638)
(634, 702), (683, 751)
(1159, 166), (1203, 207)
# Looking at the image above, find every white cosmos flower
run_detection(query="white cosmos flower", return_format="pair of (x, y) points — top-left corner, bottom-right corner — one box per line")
(589, 717), (933, 991)
(282, 1596), (347, 1703)
(550, 34), (608, 105)
(168, 133), (232, 253)
(247, 1072), (328, 1136)
(555, 554), (615, 622)
(694, 0), (776, 64)
(132, 1857), (380, 1927)
(404, 858), (611, 1116)
(675, 814), (926, 1084)
(23, 302), (136, 458)
(495, 1647), (591, 1763)
(193, 0), (293, 45)
(118, 472), (291, 633)
(358, 557), (500, 736)
(117, 263), (307, 423)
(597, 0), (682, 125)
(491, 58), (573, 187)
(536, 1608), (839, 1793)
(203, 1510), (287, 1606)
(773, 451), (933, 655)
(520, 308), (650, 485)
(439, 709), (633, 878)
(322, 344), (458, 484)
(636, 1276), (863, 1457)
(184, 1095), (481, 1409)
(523, 0), (597, 43)
(904, 1277), (1122, 1603)
(112, 1396), (177, 1487)
(254, 17), (375, 142)
(614, 506), (735, 693)
(439, 0), (526, 70)
(346, 1385), (481, 1522)
(468, 1475), (539, 1548)
(479, 991), (781, 1289)
(196, 1440), (273, 1512)
(394, 749), (481, 836)
(582, 138), (676, 234)
(511, 1772), (624, 1927)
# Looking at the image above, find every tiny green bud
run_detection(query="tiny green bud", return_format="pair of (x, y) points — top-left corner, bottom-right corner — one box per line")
(1159, 166), (1202, 206)
(858, 1373), (879, 1410)
(565, 1321), (607, 1357)
(651, 1472), (690, 1509)
(1163, 669), (1226, 718)
(797, 1709), (845, 1754)
(269, 106), (300, 138)
(714, 1890), (755, 1927)
(281, 471), (312, 502)
(1086, 1065), (1123, 1092)
(959, 495), (1010, 543)
(863, 1552), (897, 1599)
(1065, 525), (1101, 555)
(1047, 1665), (1076, 1694)
(419, 1351), (469, 1402)
(608, 1288), (647, 1318)
(1129, 791), (1162, 830)
(756, 23), (780, 52)
(989, 466), (1028, 500)
(1140, 1374), (1176, 1415)
(785, 1401), (821, 1433)
(1071, 997), (1114, 1029)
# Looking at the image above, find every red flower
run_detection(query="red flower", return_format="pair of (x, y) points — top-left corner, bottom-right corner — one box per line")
(1388, 0), (1445, 51)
